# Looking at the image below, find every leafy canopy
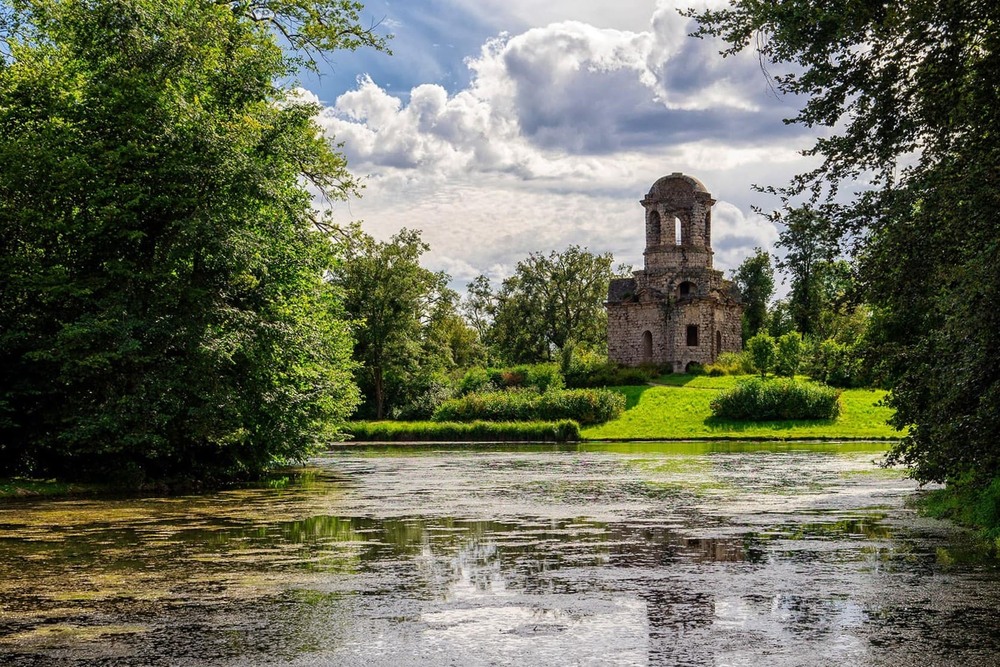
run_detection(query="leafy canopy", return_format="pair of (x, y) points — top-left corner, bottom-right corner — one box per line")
(0, 0), (386, 482)
(689, 0), (1000, 484)
(469, 246), (616, 364)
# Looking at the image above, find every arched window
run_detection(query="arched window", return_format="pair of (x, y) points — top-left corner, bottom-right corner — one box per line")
(673, 216), (682, 245)
(715, 330), (722, 356)
(678, 281), (695, 298)
(641, 330), (653, 363)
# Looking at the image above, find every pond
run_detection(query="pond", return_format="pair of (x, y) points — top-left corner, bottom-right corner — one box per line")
(1, 442), (999, 666)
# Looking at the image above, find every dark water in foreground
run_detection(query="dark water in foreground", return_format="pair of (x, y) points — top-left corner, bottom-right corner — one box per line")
(1, 442), (999, 666)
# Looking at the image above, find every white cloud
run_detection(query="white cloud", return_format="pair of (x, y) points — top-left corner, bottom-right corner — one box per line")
(314, 0), (815, 292)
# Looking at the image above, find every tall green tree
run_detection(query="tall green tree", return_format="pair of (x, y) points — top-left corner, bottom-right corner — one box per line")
(732, 247), (775, 341)
(690, 0), (1000, 485)
(773, 207), (841, 336)
(0, 0), (386, 482)
(484, 246), (614, 364)
(332, 226), (467, 419)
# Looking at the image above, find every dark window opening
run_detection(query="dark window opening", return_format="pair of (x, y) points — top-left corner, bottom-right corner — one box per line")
(686, 324), (699, 347)
(641, 330), (653, 363)
(678, 281), (695, 297)
(648, 211), (661, 246)
(715, 330), (722, 355)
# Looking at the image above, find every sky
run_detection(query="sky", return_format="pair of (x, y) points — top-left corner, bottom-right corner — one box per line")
(297, 0), (823, 293)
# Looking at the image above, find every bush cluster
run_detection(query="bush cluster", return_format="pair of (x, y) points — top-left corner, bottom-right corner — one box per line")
(564, 362), (656, 388)
(457, 364), (563, 395)
(710, 377), (841, 421)
(433, 388), (625, 425)
(704, 351), (755, 376)
(346, 420), (581, 442)
(805, 338), (868, 388)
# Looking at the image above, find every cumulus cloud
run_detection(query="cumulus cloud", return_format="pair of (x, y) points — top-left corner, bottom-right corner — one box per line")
(313, 0), (814, 292)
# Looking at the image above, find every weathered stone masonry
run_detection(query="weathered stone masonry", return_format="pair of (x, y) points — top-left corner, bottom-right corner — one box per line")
(606, 173), (743, 371)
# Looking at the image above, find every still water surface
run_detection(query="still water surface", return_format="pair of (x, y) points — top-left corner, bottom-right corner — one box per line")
(1, 442), (999, 666)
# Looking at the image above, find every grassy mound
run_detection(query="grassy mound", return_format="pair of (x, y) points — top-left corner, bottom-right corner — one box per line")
(581, 374), (901, 441)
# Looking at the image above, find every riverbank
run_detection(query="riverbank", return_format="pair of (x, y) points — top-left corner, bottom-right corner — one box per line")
(0, 478), (106, 499)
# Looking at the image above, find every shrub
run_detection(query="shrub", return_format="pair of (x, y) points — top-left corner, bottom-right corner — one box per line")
(704, 351), (754, 376)
(564, 362), (655, 387)
(775, 332), (804, 378)
(746, 333), (777, 378)
(525, 364), (564, 392)
(710, 377), (841, 421)
(809, 338), (867, 388)
(458, 367), (496, 396)
(345, 420), (581, 442)
(537, 388), (626, 424)
(458, 364), (565, 396)
(432, 388), (624, 425)
(433, 388), (539, 422)
(391, 372), (456, 420)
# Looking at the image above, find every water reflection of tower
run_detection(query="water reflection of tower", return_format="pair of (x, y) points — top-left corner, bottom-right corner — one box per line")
(605, 523), (763, 664)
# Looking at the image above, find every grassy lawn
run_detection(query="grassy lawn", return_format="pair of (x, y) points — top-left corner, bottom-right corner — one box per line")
(581, 374), (903, 441)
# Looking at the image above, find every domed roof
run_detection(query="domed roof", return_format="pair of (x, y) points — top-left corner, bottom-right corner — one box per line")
(645, 172), (710, 199)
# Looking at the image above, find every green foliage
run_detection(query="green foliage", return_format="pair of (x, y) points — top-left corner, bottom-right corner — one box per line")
(331, 226), (475, 420)
(458, 367), (494, 396)
(433, 388), (624, 425)
(345, 420), (581, 443)
(806, 338), (866, 388)
(564, 363), (656, 388)
(775, 332), (803, 378)
(583, 377), (898, 440)
(767, 299), (796, 338)
(457, 363), (563, 396)
(746, 333), (777, 378)
(921, 475), (1000, 545)
(0, 0), (387, 482)
(710, 378), (841, 421)
(732, 248), (775, 341)
(521, 364), (565, 393)
(688, 0), (1000, 486)
(704, 351), (754, 376)
(773, 208), (846, 337)
(558, 347), (657, 388)
(537, 388), (626, 425)
(434, 389), (538, 422)
(468, 246), (614, 363)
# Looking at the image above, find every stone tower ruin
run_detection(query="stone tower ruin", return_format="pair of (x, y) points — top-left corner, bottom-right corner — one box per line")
(606, 173), (743, 371)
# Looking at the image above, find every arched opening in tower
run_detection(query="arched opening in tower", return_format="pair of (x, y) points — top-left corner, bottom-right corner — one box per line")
(641, 330), (653, 363)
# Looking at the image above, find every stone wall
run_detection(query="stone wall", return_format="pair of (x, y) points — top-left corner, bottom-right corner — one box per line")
(607, 173), (744, 370)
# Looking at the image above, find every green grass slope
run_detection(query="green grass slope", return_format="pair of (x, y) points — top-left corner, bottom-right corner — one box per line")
(581, 375), (902, 441)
